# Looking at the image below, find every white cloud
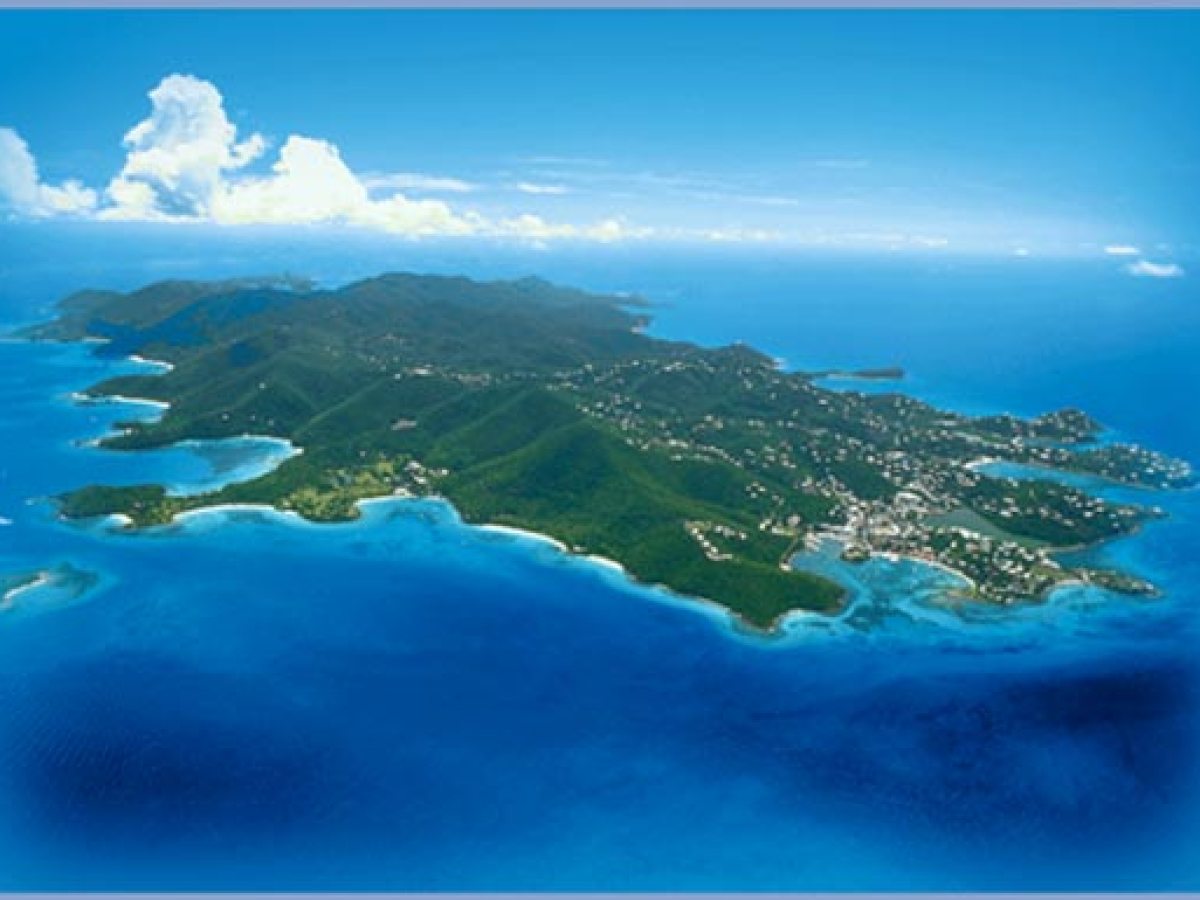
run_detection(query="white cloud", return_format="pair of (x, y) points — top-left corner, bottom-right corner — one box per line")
(1125, 259), (1185, 278)
(102, 73), (265, 220)
(11, 73), (661, 242)
(517, 155), (608, 167)
(909, 235), (950, 248)
(362, 172), (476, 194)
(1104, 244), (1141, 256)
(695, 226), (782, 243)
(0, 127), (97, 217)
(4, 72), (1065, 253)
(683, 187), (800, 207)
(103, 76), (481, 235)
(515, 181), (569, 195)
(496, 214), (647, 243)
(207, 136), (480, 236)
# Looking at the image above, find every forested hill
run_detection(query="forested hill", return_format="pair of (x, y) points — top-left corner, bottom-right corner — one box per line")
(25, 273), (1191, 629)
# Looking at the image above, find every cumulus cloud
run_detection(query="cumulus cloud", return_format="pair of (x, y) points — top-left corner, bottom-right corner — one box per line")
(4, 72), (1017, 251)
(102, 74), (265, 220)
(1104, 244), (1141, 256)
(1125, 259), (1185, 278)
(7, 72), (659, 243)
(0, 128), (97, 216)
(207, 136), (480, 235)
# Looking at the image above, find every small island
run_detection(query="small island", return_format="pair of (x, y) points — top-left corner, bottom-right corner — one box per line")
(22, 273), (1194, 630)
(810, 366), (906, 382)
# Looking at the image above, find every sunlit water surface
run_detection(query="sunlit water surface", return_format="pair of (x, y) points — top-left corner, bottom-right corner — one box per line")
(0, 229), (1197, 889)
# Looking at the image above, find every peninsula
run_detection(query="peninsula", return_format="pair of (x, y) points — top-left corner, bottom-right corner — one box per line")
(23, 274), (1194, 629)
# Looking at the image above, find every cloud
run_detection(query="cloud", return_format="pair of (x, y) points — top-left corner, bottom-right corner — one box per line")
(694, 226), (782, 243)
(103, 77), (479, 234)
(362, 172), (476, 194)
(208, 136), (480, 235)
(9, 73), (666, 243)
(909, 235), (950, 248)
(1124, 259), (1185, 278)
(102, 73), (265, 220)
(7, 72), (1069, 253)
(515, 181), (569, 195)
(497, 214), (646, 243)
(517, 155), (608, 168)
(1104, 244), (1141, 256)
(683, 187), (800, 207)
(0, 127), (97, 217)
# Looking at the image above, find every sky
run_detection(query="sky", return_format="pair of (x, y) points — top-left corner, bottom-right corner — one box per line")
(0, 10), (1197, 267)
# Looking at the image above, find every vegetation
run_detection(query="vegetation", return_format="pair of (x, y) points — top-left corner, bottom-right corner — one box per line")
(25, 272), (1193, 627)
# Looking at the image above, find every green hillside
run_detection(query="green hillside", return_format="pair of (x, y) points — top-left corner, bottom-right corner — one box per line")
(32, 272), (1191, 625)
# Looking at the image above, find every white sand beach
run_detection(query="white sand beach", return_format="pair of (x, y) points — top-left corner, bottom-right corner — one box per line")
(172, 503), (306, 525)
(128, 354), (175, 372)
(100, 394), (171, 409)
(477, 523), (570, 553)
(583, 554), (627, 575)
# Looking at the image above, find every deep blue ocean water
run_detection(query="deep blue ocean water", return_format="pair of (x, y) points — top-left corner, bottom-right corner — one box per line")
(0, 225), (1198, 889)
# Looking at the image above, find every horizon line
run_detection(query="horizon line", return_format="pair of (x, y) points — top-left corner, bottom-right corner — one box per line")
(2, 1), (1200, 9)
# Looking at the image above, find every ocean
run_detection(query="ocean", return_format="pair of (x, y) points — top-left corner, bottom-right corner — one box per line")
(0, 224), (1197, 889)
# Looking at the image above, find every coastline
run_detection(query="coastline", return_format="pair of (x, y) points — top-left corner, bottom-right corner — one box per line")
(72, 391), (171, 410)
(895, 552), (979, 595)
(83, 486), (816, 638)
(794, 532), (979, 603)
(35, 325), (1174, 640)
(967, 454), (1184, 495)
(67, 350), (303, 489)
(52, 345), (604, 595)
(2, 571), (53, 607)
(477, 523), (570, 554)
(583, 553), (627, 576)
(171, 502), (308, 525)
(127, 354), (175, 373)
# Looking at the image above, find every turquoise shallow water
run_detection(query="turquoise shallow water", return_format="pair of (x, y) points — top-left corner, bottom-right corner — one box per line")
(0, 228), (1198, 889)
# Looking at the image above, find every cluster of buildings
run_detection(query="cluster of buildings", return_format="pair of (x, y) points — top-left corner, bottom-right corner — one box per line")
(391, 351), (1180, 604)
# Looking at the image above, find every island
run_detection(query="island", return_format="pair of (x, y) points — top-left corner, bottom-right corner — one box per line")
(21, 273), (1194, 630)
(812, 366), (906, 381)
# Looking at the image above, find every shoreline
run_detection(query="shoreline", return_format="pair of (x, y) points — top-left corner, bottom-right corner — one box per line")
(72, 391), (171, 410)
(968, 454), (1185, 495)
(2, 571), (53, 606)
(896, 553), (979, 595)
(171, 503), (308, 526)
(66, 354), (303, 488)
(476, 523), (570, 554)
(583, 553), (627, 576)
(127, 353), (175, 373)
(794, 532), (979, 601)
(38, 333), (1170, 640)
(85, 489), (814, 638)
